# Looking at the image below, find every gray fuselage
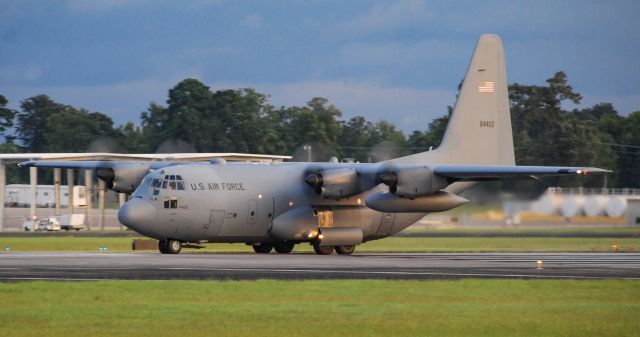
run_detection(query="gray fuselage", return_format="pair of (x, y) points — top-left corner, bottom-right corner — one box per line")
(120, 162), (446, 244)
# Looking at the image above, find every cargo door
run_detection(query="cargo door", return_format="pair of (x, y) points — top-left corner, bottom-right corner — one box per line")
(376, 213), (395, 235)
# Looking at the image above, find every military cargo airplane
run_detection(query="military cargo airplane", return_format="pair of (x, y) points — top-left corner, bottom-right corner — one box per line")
(20, 34), (608, 255)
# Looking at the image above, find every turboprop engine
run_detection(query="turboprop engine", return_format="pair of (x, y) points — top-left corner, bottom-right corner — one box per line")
(378, 166), (448, 198)
(97, 163), (151, 193)
(305, 168), (361, 199)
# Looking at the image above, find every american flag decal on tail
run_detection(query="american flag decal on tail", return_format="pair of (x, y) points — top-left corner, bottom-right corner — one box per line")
(478, 81), (495, 93)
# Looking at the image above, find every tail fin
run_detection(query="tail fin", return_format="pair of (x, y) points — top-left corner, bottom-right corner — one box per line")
(397, 34), (515, 166)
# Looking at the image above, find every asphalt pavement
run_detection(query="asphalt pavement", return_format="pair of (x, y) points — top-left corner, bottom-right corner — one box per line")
(1, 252), (638, 281)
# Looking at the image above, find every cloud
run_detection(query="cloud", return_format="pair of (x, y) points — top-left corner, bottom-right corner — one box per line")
(0, 65), (43, 82)
(241, 14), (263, 30)
(65, 0), (150, 13)
(340, 39), (464, 67)
(0, 79), (177, 125)
(344, 0), (432, 36)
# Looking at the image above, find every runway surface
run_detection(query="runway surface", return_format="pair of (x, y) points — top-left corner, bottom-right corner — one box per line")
(1, 252), (639, 281)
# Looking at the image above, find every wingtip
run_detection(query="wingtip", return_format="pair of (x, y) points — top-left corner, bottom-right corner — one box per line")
(17, 161), (34, 168)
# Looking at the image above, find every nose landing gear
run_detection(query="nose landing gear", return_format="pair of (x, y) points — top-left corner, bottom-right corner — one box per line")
(158, 239), (182, 254)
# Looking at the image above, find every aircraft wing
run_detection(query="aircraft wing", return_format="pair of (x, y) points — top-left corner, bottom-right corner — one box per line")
(19, 160), (117, 169)
(17, 160), (176, 170)
(431, 165), (611, 180)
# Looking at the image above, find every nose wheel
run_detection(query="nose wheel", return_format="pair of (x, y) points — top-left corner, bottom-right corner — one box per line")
(158, 239), (182, 254)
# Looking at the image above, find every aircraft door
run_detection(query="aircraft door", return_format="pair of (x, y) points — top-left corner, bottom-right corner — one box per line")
(376, 213), (395, 235)
(204, 210), (225, 236)
(247, 199), (258, 224)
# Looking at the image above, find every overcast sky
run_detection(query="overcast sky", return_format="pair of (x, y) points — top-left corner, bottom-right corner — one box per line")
(1, 0), (638, 133)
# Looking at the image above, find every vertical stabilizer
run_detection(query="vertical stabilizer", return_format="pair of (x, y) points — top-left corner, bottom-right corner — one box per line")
(396, 34), (515, 166)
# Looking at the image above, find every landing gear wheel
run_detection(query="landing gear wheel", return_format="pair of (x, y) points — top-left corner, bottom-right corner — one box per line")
(274, 242), (295, 254)
(253, 243), (273, 254)
(335, 245), (356, 255)
(313, 243), (334, 255)
(159, 239), (182, 254)
(167, 239), (182, 254)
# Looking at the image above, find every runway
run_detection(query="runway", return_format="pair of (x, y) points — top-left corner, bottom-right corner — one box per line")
(1, 252), (639, 281)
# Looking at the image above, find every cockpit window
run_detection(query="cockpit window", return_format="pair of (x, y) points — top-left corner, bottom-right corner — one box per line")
(151, 179), (162, 188)
(157, 174), (185, 191)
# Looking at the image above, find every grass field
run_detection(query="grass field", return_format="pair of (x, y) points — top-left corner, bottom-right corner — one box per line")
(1, 235), (639, 253)
(0, 279), (638, 337)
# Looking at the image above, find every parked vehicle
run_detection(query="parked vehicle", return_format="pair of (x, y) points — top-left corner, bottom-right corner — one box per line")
(37, 217), (62, 231)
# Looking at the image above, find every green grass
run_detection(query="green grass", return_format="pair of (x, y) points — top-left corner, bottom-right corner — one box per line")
(0, 279), (638, 337)
(403, 227), (640, 235)
(1, 236), (639, 253)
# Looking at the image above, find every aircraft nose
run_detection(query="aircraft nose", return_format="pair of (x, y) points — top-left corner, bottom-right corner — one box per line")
(118, 198), (156, 230)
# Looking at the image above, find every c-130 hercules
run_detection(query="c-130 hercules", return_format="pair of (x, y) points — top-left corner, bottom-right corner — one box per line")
(21, 34), (608, 255)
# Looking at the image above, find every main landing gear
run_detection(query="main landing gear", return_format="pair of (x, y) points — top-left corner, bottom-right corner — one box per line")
(251, 242), (357, 255)
(158, 239), (182, 254)
(252, 242), (296, 254)
(312, 243), (356, 255)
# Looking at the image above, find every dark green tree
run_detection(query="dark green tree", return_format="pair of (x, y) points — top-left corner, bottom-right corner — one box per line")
(44, 107), (117, 153)
(16, 95), (66, 152)
(0, 94), (17, 135)
(288, 97), (343, 161)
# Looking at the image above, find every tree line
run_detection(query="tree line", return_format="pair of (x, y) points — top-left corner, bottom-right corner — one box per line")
(0, 71), (638, 189)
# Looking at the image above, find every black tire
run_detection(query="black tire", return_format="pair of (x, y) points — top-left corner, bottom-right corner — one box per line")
(158, 240), (169, 254)
(313, 243), (334, 255)
(274, 242), (295, 254)
(335, 245), (356, 255)
(253, 243), (273, 254)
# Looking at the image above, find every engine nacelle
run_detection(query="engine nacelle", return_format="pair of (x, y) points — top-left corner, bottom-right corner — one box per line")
(305, 168), (360, 199)
(270, 206), (318, 241)
(380, 166), (448, 198)
(365, 191), (468, 213)
(97, 163), (151, 193)
(317, 227), (363, 247)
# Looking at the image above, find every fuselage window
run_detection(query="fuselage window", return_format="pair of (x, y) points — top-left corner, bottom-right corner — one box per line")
(163, 197), (178, 209)
(161, 180), (168, 189)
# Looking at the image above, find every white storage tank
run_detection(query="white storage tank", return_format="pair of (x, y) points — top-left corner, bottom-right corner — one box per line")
(560, 195), (585, 218)
(605, 196), (627, 218)
(532, 193), (563, 215)
(584, 195), (609, 217)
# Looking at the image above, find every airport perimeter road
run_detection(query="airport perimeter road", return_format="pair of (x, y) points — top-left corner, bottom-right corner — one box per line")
(1, 252), (639, 281)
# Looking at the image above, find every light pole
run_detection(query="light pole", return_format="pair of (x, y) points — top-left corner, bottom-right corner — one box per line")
(303, 145), (312, 162)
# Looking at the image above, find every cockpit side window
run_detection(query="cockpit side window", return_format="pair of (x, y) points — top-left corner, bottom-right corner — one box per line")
(151, 179), (162, 188)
